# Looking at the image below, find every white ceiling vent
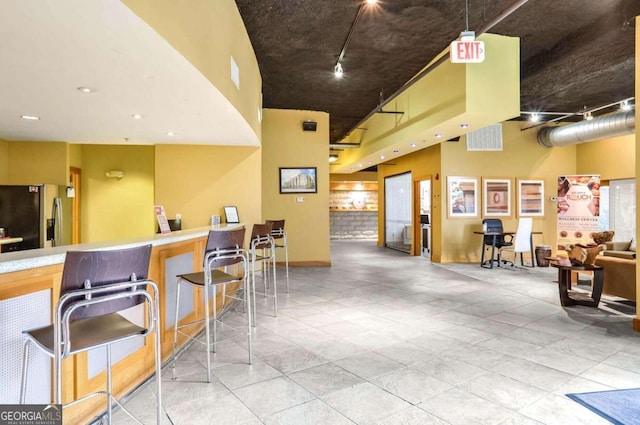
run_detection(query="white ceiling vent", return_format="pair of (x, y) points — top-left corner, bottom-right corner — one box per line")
(466, 123), (503, 151)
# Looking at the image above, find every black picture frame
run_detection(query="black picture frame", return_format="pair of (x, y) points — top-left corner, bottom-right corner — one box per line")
(223, 206), (240, 223)
(279, 167), (318, 194)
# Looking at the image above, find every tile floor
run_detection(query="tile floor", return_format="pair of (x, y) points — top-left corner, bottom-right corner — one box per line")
(113, 241), (640, 425)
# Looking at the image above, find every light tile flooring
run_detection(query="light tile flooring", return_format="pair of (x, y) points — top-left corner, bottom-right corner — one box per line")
(114, 241), (640, 425)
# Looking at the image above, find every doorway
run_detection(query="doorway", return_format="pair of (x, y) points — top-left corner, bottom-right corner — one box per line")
(384, 172), (412, 253)
(416, 178), (431, 258)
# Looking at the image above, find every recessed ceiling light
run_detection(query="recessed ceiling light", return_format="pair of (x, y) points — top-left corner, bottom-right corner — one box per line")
(380, 155), (385, 160)
(20, 115), (39, 120)
(410, 143), (417, 148)
(329, 154), (339, 163)
(460, 123), (469, 128)
(435, 133), (443, 138)
(366, 0), (378, 4)
(131, 114), (143, 119)
(367, 160), (372, 164)
(358, 163), (363, 167)
(77, 87), (95, 93)
(166, 131), (175, 136)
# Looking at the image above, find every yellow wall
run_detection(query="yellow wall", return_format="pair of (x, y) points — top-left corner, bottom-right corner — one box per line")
(0, 140), (8, 183)
(7, 141), (68, 185)
(154, 145), (262, 234)
(376, 144), (442, 259)
(577, 134), (635, 180)
(123, 0), (262, 140)
(80, 145), (155, 242)
(439, 122), (576, 262)
(262, 109), (330, 265)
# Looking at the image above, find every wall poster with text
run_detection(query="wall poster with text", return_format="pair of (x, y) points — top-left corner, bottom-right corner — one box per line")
(556, 174), (600, 250)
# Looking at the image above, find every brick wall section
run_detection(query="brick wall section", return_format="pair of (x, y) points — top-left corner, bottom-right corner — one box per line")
(330, 211), (378, 240)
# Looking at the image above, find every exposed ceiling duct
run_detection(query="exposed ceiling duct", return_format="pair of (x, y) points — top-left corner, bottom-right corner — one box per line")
(537, 110), (635, 148)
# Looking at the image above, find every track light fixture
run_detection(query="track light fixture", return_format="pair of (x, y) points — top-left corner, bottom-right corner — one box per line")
(332, 0), (377, 78)
(583, 111), (593, 121)
(530, 113), (540, 123)
(620, 100), (632, 111)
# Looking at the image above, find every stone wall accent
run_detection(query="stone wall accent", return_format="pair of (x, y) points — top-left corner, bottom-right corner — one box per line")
(330, 211), (378, 240)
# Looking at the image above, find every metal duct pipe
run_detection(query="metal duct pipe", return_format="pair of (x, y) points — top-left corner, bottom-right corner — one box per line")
(329, 143), (360, 149)
(339, 0), (530, 141)
(537, 110), (635, 148)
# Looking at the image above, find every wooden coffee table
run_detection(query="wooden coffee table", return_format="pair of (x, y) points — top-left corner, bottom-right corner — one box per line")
(551, 263), (604, 307)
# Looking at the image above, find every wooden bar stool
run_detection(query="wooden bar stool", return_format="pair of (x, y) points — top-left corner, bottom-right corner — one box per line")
(172, 228), (251, 383)
(265, 219), (289, 293)
(19, 245), (162, 425)
(249, 223), (277, 324)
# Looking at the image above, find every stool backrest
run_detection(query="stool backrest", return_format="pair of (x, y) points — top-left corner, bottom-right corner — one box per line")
(205, 228), (245, 268)
(60, 244), (152, 320)
(265, 219), (285, 238)
(251, 223), (273, 249)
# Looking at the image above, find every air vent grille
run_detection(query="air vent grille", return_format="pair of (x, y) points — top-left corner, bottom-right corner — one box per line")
(466, 123), (503, 151)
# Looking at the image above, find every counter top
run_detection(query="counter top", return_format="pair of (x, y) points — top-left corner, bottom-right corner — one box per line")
(0, 224), (242, 275)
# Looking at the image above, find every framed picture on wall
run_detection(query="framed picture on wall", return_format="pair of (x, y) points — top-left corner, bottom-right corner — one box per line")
(482, 178), (511, 217)
(279, 167), (317, 194)
(223, 206), (240, 223)
(518, 179), (544, 216)
(447, 176), (478, 217)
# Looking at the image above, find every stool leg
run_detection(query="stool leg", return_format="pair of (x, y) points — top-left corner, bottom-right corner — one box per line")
(204, 283), (212, 383)
(171, 280), (182, 380)
(284, 237), (289, 293)
(19, 340), (30, 403)
(272, 247), (277, 317)
(106, 345), (113, 424)
(244, 270), (253, 365)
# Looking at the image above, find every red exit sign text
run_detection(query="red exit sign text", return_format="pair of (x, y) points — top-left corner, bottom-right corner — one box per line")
(450, 40), (485, 63)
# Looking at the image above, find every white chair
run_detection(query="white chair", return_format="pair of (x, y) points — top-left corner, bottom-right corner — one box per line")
(500, 217), (533, 267)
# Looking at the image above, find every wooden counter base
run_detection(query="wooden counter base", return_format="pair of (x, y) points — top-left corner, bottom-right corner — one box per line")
(0, 226), (241, 424)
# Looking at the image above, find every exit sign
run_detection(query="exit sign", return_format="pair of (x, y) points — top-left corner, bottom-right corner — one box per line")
(450, 40), (485, 63)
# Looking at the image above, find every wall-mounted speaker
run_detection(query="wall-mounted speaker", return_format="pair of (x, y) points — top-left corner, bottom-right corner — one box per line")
(303, 121), (317, 132)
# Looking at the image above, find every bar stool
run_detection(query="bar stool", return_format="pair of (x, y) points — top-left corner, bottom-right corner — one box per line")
(19, 244), (161, 425)
(172, 228), (251, 383)
(265, 219), (289, 293)
(249, 223), (277, 324)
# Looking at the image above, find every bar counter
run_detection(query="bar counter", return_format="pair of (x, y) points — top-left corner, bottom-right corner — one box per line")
(0, 224), (242, 424)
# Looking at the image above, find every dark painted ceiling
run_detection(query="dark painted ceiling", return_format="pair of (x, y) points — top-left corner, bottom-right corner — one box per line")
(236, 0), (638, 143)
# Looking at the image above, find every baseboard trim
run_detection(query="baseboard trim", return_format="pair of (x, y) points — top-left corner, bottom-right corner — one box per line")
(633, 317), (640, 333)
(277, 261), (331, 267)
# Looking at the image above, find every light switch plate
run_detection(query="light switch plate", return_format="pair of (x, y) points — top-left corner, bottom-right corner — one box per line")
(295, 197), (304, 203)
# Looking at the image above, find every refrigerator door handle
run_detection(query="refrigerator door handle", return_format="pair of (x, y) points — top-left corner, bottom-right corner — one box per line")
(52, 198), (62, 247)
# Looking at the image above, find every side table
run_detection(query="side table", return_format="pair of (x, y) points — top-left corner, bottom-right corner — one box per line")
(551, 263), (604, 307)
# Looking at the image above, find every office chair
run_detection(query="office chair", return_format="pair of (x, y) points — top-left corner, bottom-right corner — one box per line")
(481, 218), (513, 268)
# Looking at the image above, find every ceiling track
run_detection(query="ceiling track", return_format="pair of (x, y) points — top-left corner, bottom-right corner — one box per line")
(339, 0), (530, 141)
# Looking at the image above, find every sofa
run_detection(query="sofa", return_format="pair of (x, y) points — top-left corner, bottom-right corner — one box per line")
(593, 240), (636, 300)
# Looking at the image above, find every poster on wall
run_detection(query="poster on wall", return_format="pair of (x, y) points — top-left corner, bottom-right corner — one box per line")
(556, 174), (600, 250)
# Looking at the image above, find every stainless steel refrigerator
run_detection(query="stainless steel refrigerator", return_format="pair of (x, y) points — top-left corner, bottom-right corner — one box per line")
(0, 184), (64, 252)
